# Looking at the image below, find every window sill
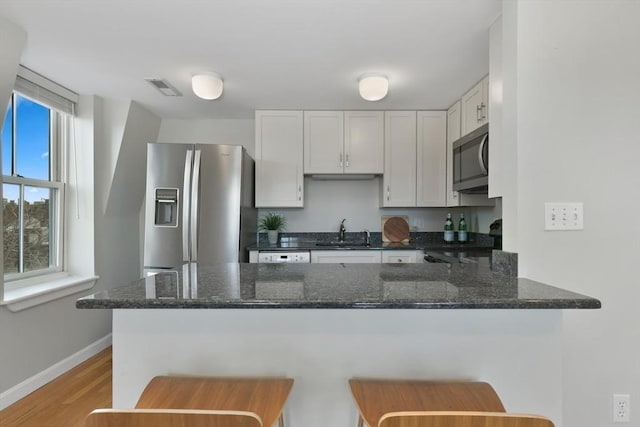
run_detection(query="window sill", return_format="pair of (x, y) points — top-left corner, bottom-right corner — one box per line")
(1, 273), (99, 312)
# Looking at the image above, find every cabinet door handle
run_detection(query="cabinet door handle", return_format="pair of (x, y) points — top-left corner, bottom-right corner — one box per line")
(387, 185), (390, 201)
(476, 104), (482, 122)
(339, 153), (343, 168)
(298, 185), (302, 201)
(481, 102), (487, 120)
(346, 154), (350, 168)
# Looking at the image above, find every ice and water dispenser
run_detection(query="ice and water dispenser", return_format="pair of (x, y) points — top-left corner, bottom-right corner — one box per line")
(154, 188), (179, 227)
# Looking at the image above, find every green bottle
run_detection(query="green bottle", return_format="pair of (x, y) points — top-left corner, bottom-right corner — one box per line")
(458, 214), (468, 243)
(444, 213), (454, 243)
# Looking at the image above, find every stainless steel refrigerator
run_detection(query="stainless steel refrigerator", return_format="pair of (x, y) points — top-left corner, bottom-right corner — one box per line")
(143, 143), (256, 272)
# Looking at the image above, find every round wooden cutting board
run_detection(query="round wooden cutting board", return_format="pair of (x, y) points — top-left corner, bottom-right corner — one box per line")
(382, 216), (410, 242)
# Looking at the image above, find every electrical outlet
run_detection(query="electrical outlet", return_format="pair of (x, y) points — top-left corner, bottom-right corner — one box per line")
(544, 202), (584, 230)
(613, 394), (630, 422)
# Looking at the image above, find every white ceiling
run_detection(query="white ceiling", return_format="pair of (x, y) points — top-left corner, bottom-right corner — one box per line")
(0, 0), (501, 119)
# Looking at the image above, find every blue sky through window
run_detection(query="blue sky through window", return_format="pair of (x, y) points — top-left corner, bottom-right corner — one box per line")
(2, 101), (11, 176)
(15, 96), (50, 180)
(2, 94), (51, 203)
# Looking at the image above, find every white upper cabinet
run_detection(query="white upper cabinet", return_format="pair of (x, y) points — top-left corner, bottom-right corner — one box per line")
(382, 111), (417, 207)
(303, 111), (344, 174)
(304, 111), (383, 175)
(460, 75), (489, 136)
(254, 110), (304, 207)
(343, 111), (384, 174)
(416, 111), (447, 207)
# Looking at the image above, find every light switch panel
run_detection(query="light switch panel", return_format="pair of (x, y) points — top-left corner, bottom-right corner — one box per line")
(545, 203), (584, 230)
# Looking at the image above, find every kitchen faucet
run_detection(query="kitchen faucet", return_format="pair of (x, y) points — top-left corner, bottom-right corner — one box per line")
(363, 229), (370, 246)
(339, 219), (346, 242)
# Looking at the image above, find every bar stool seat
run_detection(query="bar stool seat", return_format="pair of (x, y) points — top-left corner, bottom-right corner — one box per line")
(378, 411), (554, 427)
(85, 376), (293, 427)
(349, 378), (553, 427)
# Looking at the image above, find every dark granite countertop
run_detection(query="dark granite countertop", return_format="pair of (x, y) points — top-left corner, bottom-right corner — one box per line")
(249, 231), (495, 252)
(77, 262), (601, 310)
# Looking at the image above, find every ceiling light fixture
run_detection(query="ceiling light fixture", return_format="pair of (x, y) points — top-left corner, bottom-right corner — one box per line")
(358, 74), (388, 101)
(192, 72), (224, 100)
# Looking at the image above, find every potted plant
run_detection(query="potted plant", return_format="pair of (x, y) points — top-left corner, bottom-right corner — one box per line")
(258, 213), (286, 245)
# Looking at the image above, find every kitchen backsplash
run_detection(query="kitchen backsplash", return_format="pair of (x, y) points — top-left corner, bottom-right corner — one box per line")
(257, 179), (501, 234)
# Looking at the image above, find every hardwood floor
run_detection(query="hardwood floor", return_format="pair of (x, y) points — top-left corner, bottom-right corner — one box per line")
(0, 347), (112, 427)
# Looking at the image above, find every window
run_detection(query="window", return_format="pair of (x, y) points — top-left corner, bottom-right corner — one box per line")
(2, 92), (66, 281)
(0, 67), (95, 311)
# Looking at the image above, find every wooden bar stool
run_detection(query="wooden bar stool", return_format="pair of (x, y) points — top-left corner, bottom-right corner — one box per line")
(85, 376), (294, 427)
(349, 378), (554, 427)
(378, 411), (554, 427)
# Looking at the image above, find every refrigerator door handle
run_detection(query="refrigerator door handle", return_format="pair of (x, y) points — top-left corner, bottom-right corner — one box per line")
(182, 149), (193, 262)
(190, 149), (202, 261)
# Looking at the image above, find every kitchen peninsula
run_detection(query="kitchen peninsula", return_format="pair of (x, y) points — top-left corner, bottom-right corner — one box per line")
(77, 262), (599, 427)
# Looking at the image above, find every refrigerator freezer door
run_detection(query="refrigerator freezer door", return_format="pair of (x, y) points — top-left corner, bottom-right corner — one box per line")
(144, 143), (194, 269)
(194, 145), (244, 263)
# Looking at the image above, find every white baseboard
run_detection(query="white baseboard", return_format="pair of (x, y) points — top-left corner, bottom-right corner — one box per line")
(0, 334), (112, 410)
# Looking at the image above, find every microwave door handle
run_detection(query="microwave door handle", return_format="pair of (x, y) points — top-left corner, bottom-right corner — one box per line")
(478, 134), (489, 175)
(190, 149), (202, 262)
(182, 149), (193, 262)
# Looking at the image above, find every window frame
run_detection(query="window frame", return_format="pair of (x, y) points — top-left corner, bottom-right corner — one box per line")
(3, 92), (66, 284)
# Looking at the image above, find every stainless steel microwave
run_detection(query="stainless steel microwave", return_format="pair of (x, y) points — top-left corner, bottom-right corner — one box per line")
(453, 123), (489, 193)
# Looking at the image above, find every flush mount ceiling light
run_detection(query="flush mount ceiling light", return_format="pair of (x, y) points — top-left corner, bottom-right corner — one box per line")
(192, 72), (224, 100)
(358, 74), (388, 101)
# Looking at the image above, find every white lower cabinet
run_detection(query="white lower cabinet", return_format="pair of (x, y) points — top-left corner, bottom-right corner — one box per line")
(311, 250), (382, 264)
(381, 250), (420, 264)
(310, 250), (421, 264)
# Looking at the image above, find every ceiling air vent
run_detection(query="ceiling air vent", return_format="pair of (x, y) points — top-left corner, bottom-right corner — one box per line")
(144, 78), (182, 96)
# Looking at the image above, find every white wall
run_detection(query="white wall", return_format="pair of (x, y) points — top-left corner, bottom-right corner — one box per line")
(264, 177), (499, 234)
(505, 1), (640, 425)
(0, 95), (113, 397)
(113, 309), (564, 425)
(0, 17), (26, 299)
(500, 0), (519, 252)
(93, 95), (161, 294)
(0, 18), (108, 398)
(158, 118), (255, 158)
(0, 93), (161, 400)
(158, 119), (502, 234)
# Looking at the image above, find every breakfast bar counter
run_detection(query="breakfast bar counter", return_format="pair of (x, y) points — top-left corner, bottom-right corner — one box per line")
(77, 262), (599, 427)
(77, 262), (600, 310)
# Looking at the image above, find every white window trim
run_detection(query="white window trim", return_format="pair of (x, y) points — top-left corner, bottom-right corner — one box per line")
(2, 69), (92, 311)
(1, 273), (98, 312)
